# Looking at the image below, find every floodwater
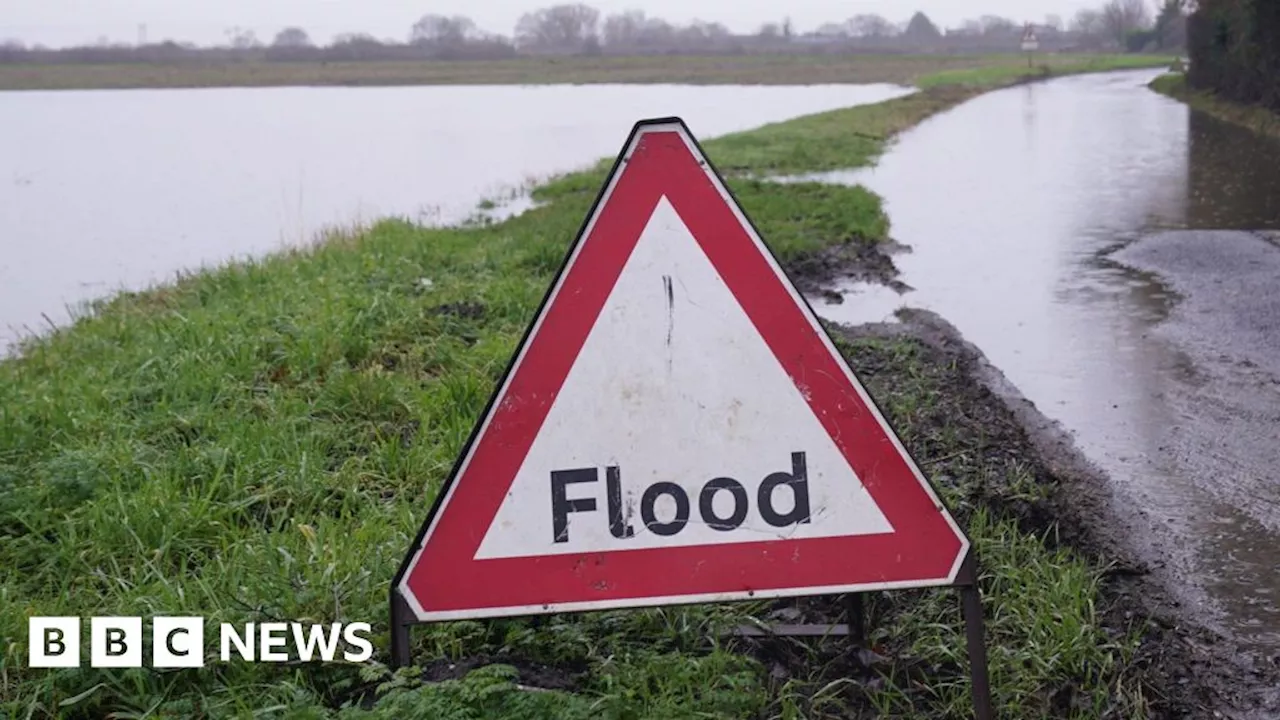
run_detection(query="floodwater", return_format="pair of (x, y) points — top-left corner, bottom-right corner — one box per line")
(0, 82), (914, 349)
(802, 69), (1280, 656)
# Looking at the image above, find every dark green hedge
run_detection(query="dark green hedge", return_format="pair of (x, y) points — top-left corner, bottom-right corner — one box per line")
(1187, 0), (1280, 112)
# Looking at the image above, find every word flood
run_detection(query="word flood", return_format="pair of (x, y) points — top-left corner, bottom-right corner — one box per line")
(550, 452), (812, 542)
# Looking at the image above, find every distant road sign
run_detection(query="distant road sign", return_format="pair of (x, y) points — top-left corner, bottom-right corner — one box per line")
(1022, 26), (1040, 51)
(394, 117), (970, 623)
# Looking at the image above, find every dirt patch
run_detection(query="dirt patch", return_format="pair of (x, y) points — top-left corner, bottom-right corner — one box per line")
(788, 238), (913, 303)
(822, 309), (1280, 719)
(430, 301), (487, 320)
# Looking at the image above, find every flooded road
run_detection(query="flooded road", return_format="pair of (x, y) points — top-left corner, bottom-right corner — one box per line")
(0, 82), (912, 350)
(802, 70), (1280, 656)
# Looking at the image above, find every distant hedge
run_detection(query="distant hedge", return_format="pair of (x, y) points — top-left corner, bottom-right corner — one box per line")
(1187, 0), (1280, 112)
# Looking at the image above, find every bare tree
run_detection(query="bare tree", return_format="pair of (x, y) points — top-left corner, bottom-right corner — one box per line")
(225, 27), (261, 49)
(602, 10), (677, 47)
(324, 33), (384, 60)
(602, 10), (645, 46)
(977, 16), (1018, 35)
(410, 15), (479, 46)
(639, 18), (676, 46)
(331, 32), (379, 46)
(1071, 8), (1108, 45)
(272, 27), (312, 48)
(814, 22), (848, 38)
(848, 14), (896, 38)
(698, 21), (730, 37)
(680, 21), (731, 44)
(515, 4), (600, 51)
(1044, 14), (1064, 32)
(1102, 0), (1153, 46)
(757, 22), (782, 39)
(1154, 0), (1188, 48)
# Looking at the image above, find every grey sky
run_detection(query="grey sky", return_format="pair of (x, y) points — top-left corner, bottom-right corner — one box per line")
(5, 0), (1114, 48)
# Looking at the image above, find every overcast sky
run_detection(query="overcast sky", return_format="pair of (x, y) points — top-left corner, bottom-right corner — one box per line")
(4, 0), (1115, 48)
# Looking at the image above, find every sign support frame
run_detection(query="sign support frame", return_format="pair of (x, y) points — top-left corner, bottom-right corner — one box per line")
(389, 588), (414, 670)
(957, 552), (995, 720)
(721, 549), (992, 720)
(390, 550), (993, 720)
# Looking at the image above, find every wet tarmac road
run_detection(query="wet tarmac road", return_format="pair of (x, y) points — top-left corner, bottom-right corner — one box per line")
(1109, 230), (1280, 649)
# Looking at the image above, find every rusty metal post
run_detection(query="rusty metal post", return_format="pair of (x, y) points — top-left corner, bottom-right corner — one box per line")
(957, 553), (994, 720)
(389, 589), (413, 669)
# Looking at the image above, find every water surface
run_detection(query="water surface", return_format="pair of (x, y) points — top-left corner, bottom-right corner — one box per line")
(802, 69), (1280, 655)
(0, 82), (913, 348)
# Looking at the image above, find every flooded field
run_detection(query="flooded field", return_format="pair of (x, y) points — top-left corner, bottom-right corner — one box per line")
(0, 82), (913, 348)
(801, 69), (1280, 655)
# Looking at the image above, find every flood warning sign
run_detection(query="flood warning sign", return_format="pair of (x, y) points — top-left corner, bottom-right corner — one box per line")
(393, 118), (968, 621)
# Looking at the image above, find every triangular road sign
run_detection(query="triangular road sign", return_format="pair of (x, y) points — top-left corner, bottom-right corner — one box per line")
(394, 117), (969, 622)
(1021, 24), (1040, 49)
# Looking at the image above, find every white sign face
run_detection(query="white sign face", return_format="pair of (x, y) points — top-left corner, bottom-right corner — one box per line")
(395, 117), (970, 623)
(474, 197), (894, 560)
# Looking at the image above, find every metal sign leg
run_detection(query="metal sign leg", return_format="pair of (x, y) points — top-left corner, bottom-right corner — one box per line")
(958, 554), (994, 720)
(390, 589), (414, 669)
(846, 593), (866, 648)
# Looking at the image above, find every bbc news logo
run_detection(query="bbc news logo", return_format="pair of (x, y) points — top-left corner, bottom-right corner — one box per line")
(28, 617), (374, 668)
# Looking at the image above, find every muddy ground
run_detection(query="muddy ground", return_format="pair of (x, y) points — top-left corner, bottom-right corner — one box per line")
(788, 239), (914, 304)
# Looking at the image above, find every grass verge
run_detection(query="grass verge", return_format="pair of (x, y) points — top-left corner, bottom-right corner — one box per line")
(0, 52), (1175, 91)
(916, 53), (1175, 89)
(1149, 72), (1280, 140)
(2, 62), (1184, 718)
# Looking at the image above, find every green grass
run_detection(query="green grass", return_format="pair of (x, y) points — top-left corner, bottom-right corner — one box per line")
(915, 53), (1175, 89)
(1, 61), (1161, 718)
(702, 85), (980, 175)
(1149, 72), (1280, 140)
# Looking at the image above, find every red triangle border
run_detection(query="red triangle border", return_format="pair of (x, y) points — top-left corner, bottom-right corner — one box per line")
(395, 118), (969, 621)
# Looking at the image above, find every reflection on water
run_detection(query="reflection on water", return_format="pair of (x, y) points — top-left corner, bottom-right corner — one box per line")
(802, 69), (1280, 653)
(0, 82), (914, 349)
(1185, 111), (1280, 230)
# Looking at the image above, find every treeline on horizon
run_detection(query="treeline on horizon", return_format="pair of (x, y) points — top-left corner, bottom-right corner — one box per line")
(0, 1), (1188, 65)
(1187, 0), (1280, 113)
